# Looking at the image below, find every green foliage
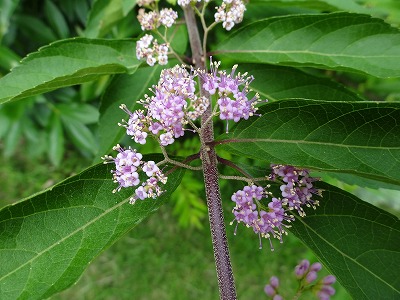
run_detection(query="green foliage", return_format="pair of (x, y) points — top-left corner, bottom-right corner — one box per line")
(0, 38), (139, 105)
(219, 100), (400, 185)
(291, 182), (400, 300)
(216, 13), (400, 77)
(0, 157), (185, 299)
(1, 0), (400, 299)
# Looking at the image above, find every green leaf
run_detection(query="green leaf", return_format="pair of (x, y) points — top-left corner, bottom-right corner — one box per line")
(44, 0), (70, 39)
(15, 14), (57, 44)
(0, 38), (139, 105)
(217, 100), (400, 185)
(0, 46), (20, 72)
(0, 0), (19, 40)
(290, 182), (400, 300)
(84, 0), (130, 38)
(48, 114), (65, 166)
(241, 64), (364, 102)
(98, 64), (169, 156)
(56, 102), (100, 124)
(0, 159), (185, 300)
(61, 117), (97, 155)
(215, 13), (400, 78)
(251, 0), (369, 13)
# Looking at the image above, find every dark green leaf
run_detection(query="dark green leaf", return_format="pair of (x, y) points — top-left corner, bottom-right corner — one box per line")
(290, 182), (400, 300)
(241, 64), (364, 102)
(0, 38), (139, 105)
(217, 100), (400, 185)
(251, 0), (368, 13)
(215, 13), (400, 78)
(44, 0), (70, 39)
(0, 159), (185, 300)
(15, 14), (57, 44)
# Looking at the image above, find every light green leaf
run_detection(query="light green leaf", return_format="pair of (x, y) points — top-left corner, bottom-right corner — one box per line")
(0, 46), (20, 71)
(217, 100), (400, 185)
(215, 13), (400, 78)
(56, 102), (99, 124)
(0, 0), (19, 40)
(84, 0), (129, 38)
(48, 114), (65, 166)
(0, 38), (139, 105)
(0, 159), (184, 300)
(291, 182), (400, 300)
(241, 64), (364, 102)
(61, 117), (97, 155)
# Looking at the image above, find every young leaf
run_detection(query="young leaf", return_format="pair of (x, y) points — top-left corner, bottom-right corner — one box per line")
(215, 12), (400, 78)
(0, 159), (185, 300)
(0, 38), (139, 105)
(217, 100), (400, 185)
(290, 182), (400, 300)
(242, 64), (364, 102)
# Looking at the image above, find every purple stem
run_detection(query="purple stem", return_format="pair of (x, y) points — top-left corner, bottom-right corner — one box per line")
(183, 6), (237, 300)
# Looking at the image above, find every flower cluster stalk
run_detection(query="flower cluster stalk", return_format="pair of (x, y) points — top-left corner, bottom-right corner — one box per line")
(183, 6), (237, 300)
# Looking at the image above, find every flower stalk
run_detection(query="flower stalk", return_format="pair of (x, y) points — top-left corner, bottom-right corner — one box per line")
(183, 5), (237, 300)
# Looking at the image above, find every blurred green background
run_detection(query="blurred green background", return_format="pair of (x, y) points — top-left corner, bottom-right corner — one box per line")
(1, 0), (400, 299)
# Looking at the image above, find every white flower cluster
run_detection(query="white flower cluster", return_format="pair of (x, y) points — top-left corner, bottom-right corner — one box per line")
(136, 6), (178, 66)
(136, 34), (169, 66)
(137, 8), (178, 31)
(215, 0), (246, 31)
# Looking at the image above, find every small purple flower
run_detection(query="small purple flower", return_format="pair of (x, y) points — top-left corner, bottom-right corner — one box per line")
(102, 144), (167, 204)
(142, 161), (159, 176)
(295, 259), (310, 278)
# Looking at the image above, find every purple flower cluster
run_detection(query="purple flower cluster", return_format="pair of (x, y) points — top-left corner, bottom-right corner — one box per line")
(119, 63), (263, 146)
(295, 259), (336, 300)
(231, 165), (321, 250)
(265, 259), (336, 300)
(264, 276), (283, 300)
(102, 144), (167, 204)
(271, 165), (321, 217)
(198, 60), (263, 132)
(231, 185), (294, 250)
